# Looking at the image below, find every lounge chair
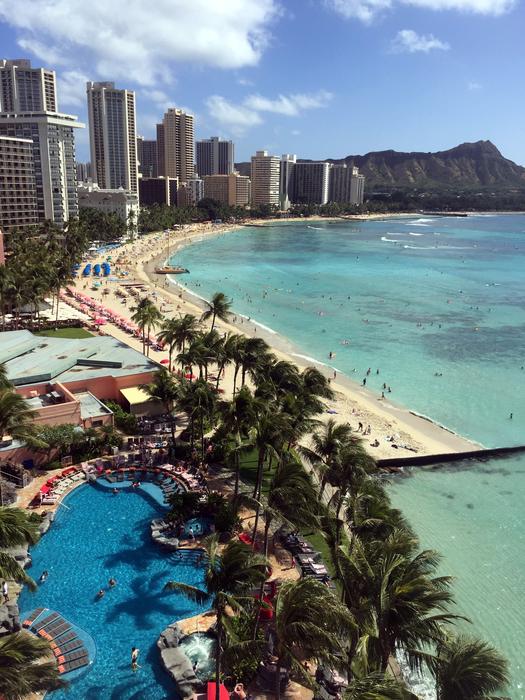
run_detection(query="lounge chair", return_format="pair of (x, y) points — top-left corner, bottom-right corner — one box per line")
(53, 638), (83, 656)
(56, 648), (87, 664)
(38, 620), (71, 639)
(58, 655), (89, 674)
(33, 612), (60, 631)
(50, 631), (76, 649)
(22, 607), (45, 628)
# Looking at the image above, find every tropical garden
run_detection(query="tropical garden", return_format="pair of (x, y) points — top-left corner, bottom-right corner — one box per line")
(0, 289), (511, 699)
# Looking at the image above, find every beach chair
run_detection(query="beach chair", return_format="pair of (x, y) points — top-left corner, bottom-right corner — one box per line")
(50, 630), (76, 649)
(22, 607), (45, 628)
(33, 612), (60, 631)
(39, 620), (71, 639)
(58, 655), (89, 674)
(56, 648), (87, 664)
(53, 638), (83, 656)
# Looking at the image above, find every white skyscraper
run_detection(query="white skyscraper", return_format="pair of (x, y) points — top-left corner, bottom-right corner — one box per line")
(86, 81), (138, 194)
(0, 59), (57, 113)
(279, 154), (296, 211)
(250, 150), (280, 207)
(0, 111), (84, 224)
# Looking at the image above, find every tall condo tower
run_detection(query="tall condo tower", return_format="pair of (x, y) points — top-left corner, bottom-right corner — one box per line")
(279, 154), (296, 210)
(0, 59), (57, 113)
(196, 136), (234, 177)
(0, 111), (83, 224)
(137, 136), (158, 178)
(250, 150), (280, 207)
(156, 108), (194, 182)
(86, 81), (138, 193)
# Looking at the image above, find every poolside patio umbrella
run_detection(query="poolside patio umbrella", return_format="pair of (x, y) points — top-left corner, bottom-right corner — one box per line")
(160, 359), (170, 365)
(95, 318), (106, 325)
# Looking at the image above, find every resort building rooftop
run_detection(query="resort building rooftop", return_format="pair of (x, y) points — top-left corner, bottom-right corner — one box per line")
(1, 330), (158, 386)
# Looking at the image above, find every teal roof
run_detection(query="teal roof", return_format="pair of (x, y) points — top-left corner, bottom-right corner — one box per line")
(1, 330), (158, 386)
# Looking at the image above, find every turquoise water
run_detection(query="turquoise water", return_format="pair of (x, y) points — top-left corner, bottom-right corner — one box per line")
(172, 215), (525, 697)
(173, 216), (525, 447)
(390, 454), (525, 699)
(19, 483), (207, 699)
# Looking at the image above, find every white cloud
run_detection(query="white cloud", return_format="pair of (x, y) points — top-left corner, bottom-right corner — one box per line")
(0, 0), (280, 86)
(291, 129), (301, 136)
(206, 95), (263, 136)
(392, 29), (450, 52)
(402, 0), (514, 12)
(325, 0), (515, 22)
(57, 70), (89, 107)
(245, 90), (333, 115)
(237, 77), (255, 86)
(468, 81), (482, 90)
(17, 38), (66, 66)
(207, 90), (333, 134)
(325, 0), (391, 23)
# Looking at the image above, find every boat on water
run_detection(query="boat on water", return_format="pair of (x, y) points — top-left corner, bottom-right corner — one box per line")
(154, 265), (189, 274)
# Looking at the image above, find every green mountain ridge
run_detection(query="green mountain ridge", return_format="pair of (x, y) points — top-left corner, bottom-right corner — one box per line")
(235, 141), (525, 191)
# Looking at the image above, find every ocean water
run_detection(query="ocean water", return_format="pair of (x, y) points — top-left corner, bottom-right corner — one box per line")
(19, 484), (207, 699)
(172, 216), (525, 447)
(171, 215), (525, 697)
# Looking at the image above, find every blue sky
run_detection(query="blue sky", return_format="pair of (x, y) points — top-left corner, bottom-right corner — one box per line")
(0, 0), (523, 165)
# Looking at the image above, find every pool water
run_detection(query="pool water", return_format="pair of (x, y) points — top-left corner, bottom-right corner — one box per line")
(19, 484), (208, 699)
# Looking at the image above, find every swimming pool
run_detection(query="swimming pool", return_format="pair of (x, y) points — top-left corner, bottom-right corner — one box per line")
(19, 484), (207, 699)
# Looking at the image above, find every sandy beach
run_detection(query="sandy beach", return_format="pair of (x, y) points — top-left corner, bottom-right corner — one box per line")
(66, 218), (479, 461)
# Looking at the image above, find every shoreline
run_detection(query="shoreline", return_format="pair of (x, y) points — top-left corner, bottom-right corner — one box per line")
(122, 222), (480, 459)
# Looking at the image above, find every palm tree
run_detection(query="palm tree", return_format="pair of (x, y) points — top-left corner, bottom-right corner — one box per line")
(345, 673), (418, 699)
(239, 337), (270, 387)
(302, 419), (354, 497)
(157, 318), (181, 371)
(0, 266), (12, 331)
(200, 292), (232, 330)
(246, 407), (290, 541)
(0, 388), (38, 445)
(337, 531), (462, 673)
(272, 577), (355, 700)
(143, 301), (163, 357)
(165, 536), (267, 700)
(218, 387), (257, 496)
(261, 455), (319, 559)
(431, 634), (510, 700)
(0, 507), (41, 590)
(141, 369), (178, 443)
(0, 631), (66, 699)
(0, 363), (9, 389)
(175, 313), (201, 353)
(131, 298), (152, 355)
(193, 379), (217, 460)
(325, 440), (376, 547)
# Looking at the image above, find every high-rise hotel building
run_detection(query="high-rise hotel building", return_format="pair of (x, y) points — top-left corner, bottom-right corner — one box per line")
(0, 59), (57, 113)
(196, 136), (234, 177)
(157, 108), (194, 183)
(0, 58), (83, 226)
(250, 150), (280, 207)
(86, 81), (138, 194)
(0, 134), (38, 230)
(329, 164), (365, 205)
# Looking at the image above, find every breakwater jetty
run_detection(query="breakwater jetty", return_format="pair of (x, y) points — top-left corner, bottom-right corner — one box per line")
(378, 444), (525, 470)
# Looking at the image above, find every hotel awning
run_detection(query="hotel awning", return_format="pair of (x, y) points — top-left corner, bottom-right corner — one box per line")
(119, 387), (163, 417)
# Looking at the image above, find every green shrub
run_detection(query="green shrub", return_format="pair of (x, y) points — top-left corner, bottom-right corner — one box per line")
(104, 400), (138, 434)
